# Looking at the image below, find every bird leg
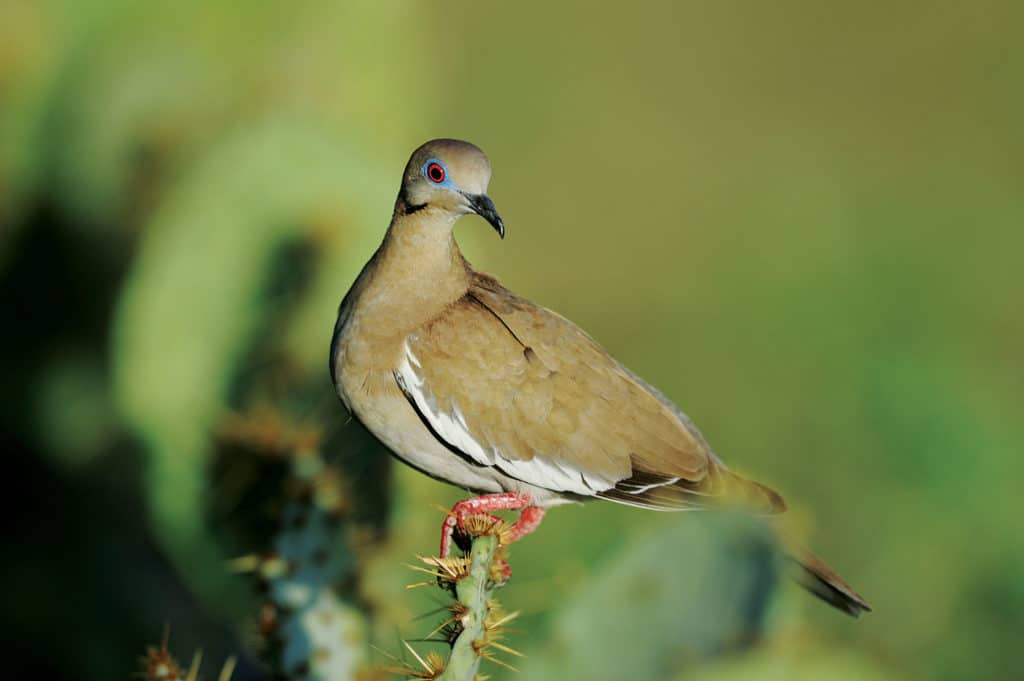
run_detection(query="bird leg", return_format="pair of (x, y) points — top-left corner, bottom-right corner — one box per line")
(508, 505), (546, 542)
(440, 492), (544, 558)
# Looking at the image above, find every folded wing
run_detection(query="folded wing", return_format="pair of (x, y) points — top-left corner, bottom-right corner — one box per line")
(393, 273), (784, 513)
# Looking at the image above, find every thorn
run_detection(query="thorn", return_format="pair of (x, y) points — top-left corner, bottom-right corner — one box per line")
(479, 652), (519, 672)
(382, 643), (447, 679)
(486, 641), (524, 658)
(416, 555), (472, 581)
(406, 581), (438, 590)
(185, 651), (202, 681)
(461, 513), (507, 539)
(425, 616), (457, 639)
(404, 563), (446, 579)
(402, 641), (430, 672)
(218, 657), (236, 681)
(432, 503), (454, 517)
(411, 604), (452, 621)
(485, 609), (520, 631)
(370, 644), (402, 663)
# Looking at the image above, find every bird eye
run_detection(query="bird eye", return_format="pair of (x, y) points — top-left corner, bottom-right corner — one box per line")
(426, 162), (446, 184)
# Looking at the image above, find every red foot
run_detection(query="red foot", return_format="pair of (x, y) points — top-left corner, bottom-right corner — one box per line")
(509, 505), (546, 541)
(439, 492), (545, 558)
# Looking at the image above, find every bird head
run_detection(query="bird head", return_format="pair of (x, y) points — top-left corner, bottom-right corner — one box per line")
(398, 138), (504, 238)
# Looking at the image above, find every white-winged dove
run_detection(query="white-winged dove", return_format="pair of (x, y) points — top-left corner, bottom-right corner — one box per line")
(331, 139), (870, 616)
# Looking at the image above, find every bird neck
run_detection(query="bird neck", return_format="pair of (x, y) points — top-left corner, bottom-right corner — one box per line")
(363, 207), (472, 331)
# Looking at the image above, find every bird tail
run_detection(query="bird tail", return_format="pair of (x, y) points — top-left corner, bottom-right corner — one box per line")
(716, 468), (789, 514)
(786, 545), (871, 617)
(721, 472), (870, 616)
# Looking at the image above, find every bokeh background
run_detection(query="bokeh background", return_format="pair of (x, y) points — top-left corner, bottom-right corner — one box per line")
(3, 1), (1022, 680)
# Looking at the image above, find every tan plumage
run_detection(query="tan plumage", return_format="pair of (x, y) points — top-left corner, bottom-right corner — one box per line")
(400, 271), (785, 514)
(331, 138), (870, 616)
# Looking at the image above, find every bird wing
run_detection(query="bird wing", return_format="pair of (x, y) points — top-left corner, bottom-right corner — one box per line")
(394, 273), (784, 511)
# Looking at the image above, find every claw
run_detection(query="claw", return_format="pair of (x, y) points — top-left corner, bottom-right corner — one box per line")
(438, 493), (544, 558)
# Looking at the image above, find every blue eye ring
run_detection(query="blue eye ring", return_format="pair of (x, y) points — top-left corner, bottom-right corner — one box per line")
(423, 159), (447, 184)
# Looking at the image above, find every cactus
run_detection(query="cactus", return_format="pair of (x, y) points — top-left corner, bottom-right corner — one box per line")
(391, 515), (521, 681)
(234, 447), (367, 680)
(520, 513), (780, 681)
(216, 397), (391, 681)
(111, 121), (393, 617)
(139, 632), (236, 681)
(389, 512), (779, 681)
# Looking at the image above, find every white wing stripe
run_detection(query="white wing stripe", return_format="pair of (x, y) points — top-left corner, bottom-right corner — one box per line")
(617, 476), (681, 494)
(396, 341), (611, 496)
(396, 344), (496, 466)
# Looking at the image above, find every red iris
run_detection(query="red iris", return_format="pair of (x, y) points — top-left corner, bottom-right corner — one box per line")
(427, 162), (445, 183)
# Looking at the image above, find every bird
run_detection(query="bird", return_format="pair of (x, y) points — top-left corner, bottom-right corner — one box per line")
(330, 138), (871, 617)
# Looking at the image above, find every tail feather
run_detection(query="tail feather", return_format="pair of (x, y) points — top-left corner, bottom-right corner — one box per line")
(600, 465), (871, 617)
(721, 469), (788, 515)
(598, 466), (789, 514)
(787, 546), (871, 617)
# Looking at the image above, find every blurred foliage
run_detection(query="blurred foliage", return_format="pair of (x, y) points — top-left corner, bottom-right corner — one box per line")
(3, 1), (1022, 680)
(522, 514), (779, 681)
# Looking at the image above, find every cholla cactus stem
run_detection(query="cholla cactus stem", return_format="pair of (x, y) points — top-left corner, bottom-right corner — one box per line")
(437, 532), (499, 680)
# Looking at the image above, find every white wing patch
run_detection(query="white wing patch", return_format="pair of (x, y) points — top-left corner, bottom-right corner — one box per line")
(394, 341), (614, 496)
(616, 476), (681, 494)
(394, 345), (496, 466)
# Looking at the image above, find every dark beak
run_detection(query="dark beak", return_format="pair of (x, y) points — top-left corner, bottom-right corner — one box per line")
(468, 193), (505, 239)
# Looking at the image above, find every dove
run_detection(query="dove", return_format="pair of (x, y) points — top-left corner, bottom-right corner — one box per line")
(331, 138), (870, 616)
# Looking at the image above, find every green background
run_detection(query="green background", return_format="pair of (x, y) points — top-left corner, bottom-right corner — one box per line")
(3, 1), (1022, 680)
